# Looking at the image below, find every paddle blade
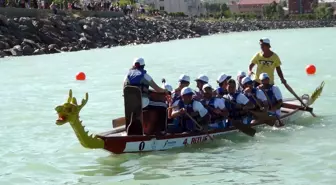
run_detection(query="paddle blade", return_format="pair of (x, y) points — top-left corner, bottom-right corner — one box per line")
(232, 120), (256, 137)
(309, 81), (325, 105)
(112, 117), (125, 128)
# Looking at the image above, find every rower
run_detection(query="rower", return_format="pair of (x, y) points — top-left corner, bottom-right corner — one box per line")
(215, 73), (231, 97)
(258, 73), (283, 117)
(236, 71), (246, 93)
(201, 84), (228, 129)
(241, 76), (268, 111)
(171, 74), (190, 104)
(123, 57), (168, 109)
(171, 87), (210, 133)
(248, 38), (287, 88)
(194, 74), (209, 101)
(223, 79), (255, 125)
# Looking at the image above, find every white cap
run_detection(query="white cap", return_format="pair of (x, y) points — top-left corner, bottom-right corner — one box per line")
(133, 57), (145, 66)
(241, 76), (252, 85)
(202, 84), (212, 92)
(260, 38), (270, 44)
(181, 87), (194, 96)
(237, 71), (246, 78)
(162, 84), (173, 92)
(217, 73), (232, 84)
(195, 74), (209, 83)
(178, 74), (190, 83)
(259, 73), (270, 80)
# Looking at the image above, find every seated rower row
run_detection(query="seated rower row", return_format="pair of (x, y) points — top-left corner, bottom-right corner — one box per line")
(165, 73), (283, 133)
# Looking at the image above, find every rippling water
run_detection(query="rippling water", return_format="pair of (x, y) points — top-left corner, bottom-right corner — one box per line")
(1, 27), (335, 185)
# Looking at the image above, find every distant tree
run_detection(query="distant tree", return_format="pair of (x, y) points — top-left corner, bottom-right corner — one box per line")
(262, 1), (285, 19)
(314, 3), (334, 19)
(281, 0), (287, 7)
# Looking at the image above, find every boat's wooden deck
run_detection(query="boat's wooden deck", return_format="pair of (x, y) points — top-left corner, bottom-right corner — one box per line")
(98, 98), (306, 138)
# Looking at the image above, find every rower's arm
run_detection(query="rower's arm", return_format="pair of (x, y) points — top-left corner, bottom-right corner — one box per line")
(274, 99), (283, 110)
(261, 101), (269, 111)
(149, 80), (166, 93)
(243, 101), (255, 110)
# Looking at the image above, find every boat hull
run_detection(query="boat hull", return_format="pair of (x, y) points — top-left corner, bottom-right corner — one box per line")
(97, 98), (307, 154)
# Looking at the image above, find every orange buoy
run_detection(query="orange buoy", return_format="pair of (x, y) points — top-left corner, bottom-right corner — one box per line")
(306, 65), (316, 75)
(76, 72), (86, 81)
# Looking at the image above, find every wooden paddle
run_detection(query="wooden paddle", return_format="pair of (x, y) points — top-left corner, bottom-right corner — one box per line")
(253, 88), (284, 126)
(283, 83), (316, 117)
(249, 94), (277, 126)
(184, 112), (214, 141)
(222, 97), (276, 122)
(230, 119), (256, 137)
(112, 117), (125, 128)
(221, 97), (257, 136)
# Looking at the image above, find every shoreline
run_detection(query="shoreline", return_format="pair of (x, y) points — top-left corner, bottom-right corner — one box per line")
(0, 14), (335, 57)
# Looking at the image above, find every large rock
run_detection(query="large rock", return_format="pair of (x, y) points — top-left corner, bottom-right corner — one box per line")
(22, 45), (34, 55)
(0, 41), (9, 50)
(0, 15), (8, 27)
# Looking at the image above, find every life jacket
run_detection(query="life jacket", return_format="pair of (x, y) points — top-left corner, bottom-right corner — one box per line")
(224, 92), (244, 119)
(243, 88), (258, 105)
(178, 100), (199, 131)
(126, 69), (150, 96)
(262, 85), (277, 108)
(216, 87), (228, 96)
(237, 85), (244, 93)
(202, 97), (224, 123)
(171, 90), (181, 104)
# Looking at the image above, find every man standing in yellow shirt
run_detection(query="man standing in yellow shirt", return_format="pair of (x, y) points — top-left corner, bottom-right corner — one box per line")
(248, 38), (287, 87)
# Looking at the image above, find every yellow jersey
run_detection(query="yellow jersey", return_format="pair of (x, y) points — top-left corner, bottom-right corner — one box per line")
(250, 51), (282, 84)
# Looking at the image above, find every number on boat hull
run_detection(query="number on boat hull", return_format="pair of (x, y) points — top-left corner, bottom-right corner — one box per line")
(183, 138), (188, 145)
(139, 141), (145, 151)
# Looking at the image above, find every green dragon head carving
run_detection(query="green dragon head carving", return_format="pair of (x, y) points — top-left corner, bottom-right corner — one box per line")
(55, 89), (104, 149)
(55, 89), (88, 125)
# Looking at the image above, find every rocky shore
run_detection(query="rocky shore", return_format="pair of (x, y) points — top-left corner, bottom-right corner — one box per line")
(0, 14), (335, 57)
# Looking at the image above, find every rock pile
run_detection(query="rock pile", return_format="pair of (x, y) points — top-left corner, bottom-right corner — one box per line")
(0, 14), (335, 57)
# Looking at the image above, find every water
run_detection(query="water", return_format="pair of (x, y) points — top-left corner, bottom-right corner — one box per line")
(0, 27), (335, 185)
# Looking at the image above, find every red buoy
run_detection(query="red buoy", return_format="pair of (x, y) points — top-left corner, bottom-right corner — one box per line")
(306, 65), (316, 75)
(76, 72), (86, 81)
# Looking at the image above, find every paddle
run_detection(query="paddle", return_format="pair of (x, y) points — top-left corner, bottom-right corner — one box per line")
(230, 119), (256, 137)
(283, 83), (316, 117)
(221, 97), (257, 136)
(251, 92), (283, 127)
(184, 112), (214, 141)
(222, 97), (276, 122)
(112, 117), (126, 128)
(249, 94), (277, 126)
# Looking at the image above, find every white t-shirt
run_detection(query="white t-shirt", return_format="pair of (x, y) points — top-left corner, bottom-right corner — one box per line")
(203, 98), (226, 109)
(259, 85), (282, 116)
(172, 100), (208, 118)
(255, 89), (267, 102)
(271, 85), (282, 100)
(123, 72), (152, 85)
(223, 93), (249, 105)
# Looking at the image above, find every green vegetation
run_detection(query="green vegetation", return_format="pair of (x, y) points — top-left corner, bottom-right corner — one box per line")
(200, 1), (334, 20)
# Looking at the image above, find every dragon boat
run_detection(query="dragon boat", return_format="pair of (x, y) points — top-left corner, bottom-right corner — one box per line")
(55, 81), (325, 154)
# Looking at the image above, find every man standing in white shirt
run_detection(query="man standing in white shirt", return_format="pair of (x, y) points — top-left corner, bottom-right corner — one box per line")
(171, 87), (210, 133)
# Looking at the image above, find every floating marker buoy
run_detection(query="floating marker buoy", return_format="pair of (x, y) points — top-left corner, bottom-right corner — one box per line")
(76, 72), (86, 81)
(306, 65), (316, 75)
